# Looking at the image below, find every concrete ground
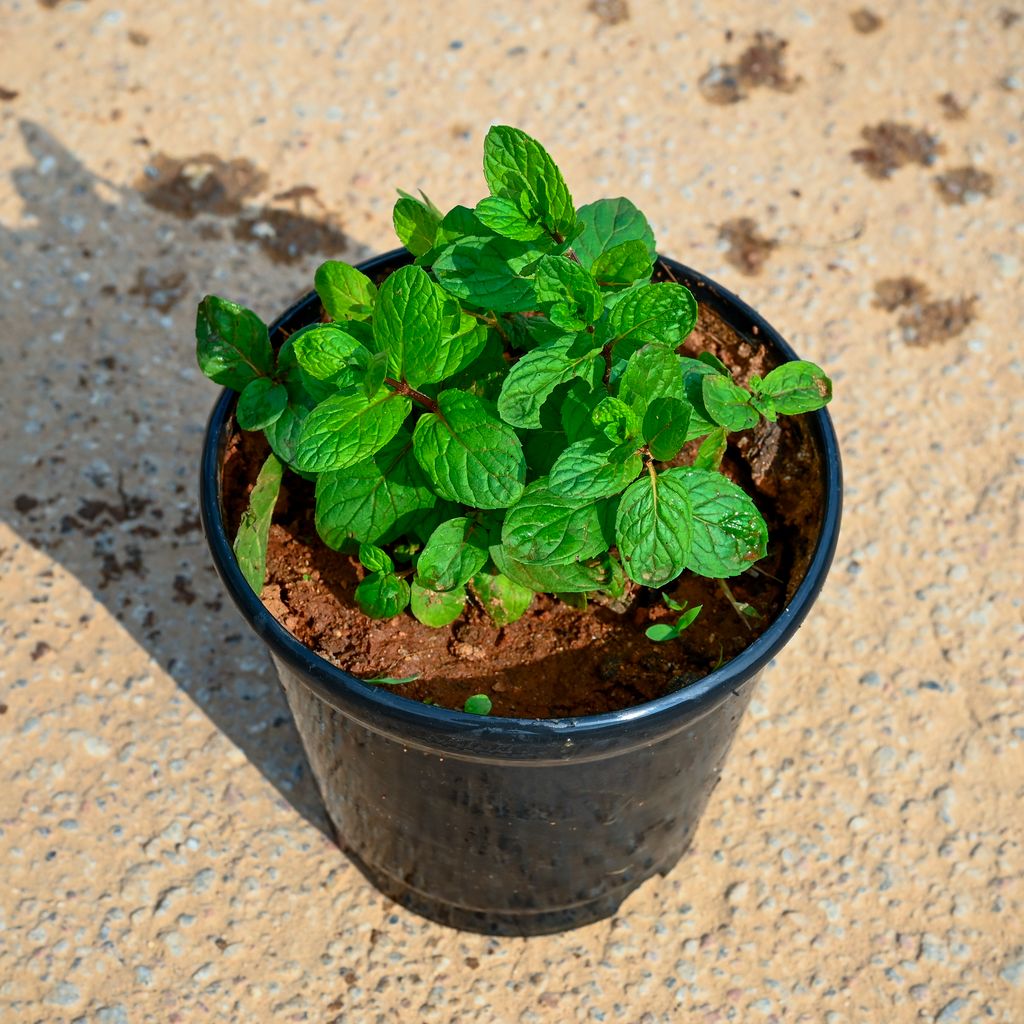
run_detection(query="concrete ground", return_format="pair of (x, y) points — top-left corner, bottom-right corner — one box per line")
(1, 0), (1022, 1020)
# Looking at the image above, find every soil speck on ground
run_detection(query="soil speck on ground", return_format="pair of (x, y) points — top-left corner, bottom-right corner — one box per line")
(851, 122), (943, 178)
(699, 32), (801, 104)
(998, 8), (1021, 27)
(719, 218), (778, 276)
(128, 30), (150, 46)
(850, 8), (883, 33)
(588, 0), (630, 25)
(0, 87), (18, 101)
(933, 166), (995, 204)
(938, 92), (968, 119)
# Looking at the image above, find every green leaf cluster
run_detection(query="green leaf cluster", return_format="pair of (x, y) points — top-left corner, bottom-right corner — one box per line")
(197, 126), (833, 638)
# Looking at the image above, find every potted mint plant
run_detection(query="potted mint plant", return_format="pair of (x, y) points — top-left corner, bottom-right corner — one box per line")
(198, 127), (841, 934)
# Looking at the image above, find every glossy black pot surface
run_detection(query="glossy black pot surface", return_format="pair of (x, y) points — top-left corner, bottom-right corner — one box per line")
(200, 251), (842, 935)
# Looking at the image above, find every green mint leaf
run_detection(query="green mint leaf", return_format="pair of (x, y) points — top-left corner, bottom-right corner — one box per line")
(292, 323), (371, 383)
(412, 389), (526, 509)
(697, 351), (731, 376)
(482, 125), (576, 240)
(692, 426), (728, 470)
(294, 389), (411, 473)
(354, 571), (410, 619)
(470, 570), (534, 626)
(231, 452), (282, 594)
(463, 693), (493, 716)
(415, 517), (490, 591)
(393, 194), (442, 257)
(645, 601), (701, 642)
(675, 603), (702, 630)
(643, 396), (691, 461)
(475, 196), (546, 241)
(617, 342), (686, 418)
(534, 255), (603, 330)
(560, 379), (603, 443)
(645, 623), (679, 642)
(591, 239), (654, 289)
(368, 674), (420, 685)
(497, 336), (601, 429)
(756, 360), (833, 414)
(434, 320), (489, 383)
(314, 261), (377, 321)
(363, 350), (389, 399)
(680, 359), (722, 441)
(523, 426), (568, 477)
(701, 374), (760, 432)
(358, 542), (393, 574)
(615, 469), (694, 587)
(263, 403), (311, 467)
(501, 478), (609, 566)
(443, 329), (508, 400)
(573, 197), (656, 269)
(748, 389), (777, 421)
(196, 295), (273, 390)
(315, 431), (438, 546)
(434, 235), (540, 313)
(372, 264), (452, 388)
(490, 543), (616, 594)
(236, 378), (288, 431)
(672, 467), (768, 578)
(591, 396), (641, 446)
(548, 436), (643, 501)
(606, 281), (698, 351)
(410, 580), (466, 627)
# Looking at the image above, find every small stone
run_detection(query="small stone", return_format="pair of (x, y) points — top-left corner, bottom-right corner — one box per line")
(1000, 953), (1024, 986)
(725, 881), (750, 905)
(46, 983), (81, 1006)
(935, 997), (968, 1022)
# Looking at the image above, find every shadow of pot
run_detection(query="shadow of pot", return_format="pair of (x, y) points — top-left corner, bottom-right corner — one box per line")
(199, 250), (842, 935)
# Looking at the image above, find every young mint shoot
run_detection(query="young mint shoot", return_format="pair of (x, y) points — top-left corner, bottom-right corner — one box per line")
(196, 126), (834, 649)
(645, 596), (703, 643)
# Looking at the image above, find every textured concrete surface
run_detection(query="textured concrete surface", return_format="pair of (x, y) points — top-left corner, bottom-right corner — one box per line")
(1, 1), (1022, 1020)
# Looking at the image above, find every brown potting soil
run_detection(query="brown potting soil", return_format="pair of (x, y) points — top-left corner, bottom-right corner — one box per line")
(220, 292), (826, 719)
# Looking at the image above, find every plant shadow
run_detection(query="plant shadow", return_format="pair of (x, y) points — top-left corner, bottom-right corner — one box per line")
(1, 120), (374, 835)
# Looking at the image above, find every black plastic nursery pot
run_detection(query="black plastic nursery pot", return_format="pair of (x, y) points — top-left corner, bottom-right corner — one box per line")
(200, 250), (842, 936)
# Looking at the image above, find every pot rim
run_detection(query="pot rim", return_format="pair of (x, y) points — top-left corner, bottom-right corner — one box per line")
(199, 250), (842, 755)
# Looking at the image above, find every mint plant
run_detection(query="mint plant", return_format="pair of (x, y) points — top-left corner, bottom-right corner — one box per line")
(197, 126), (832, 632)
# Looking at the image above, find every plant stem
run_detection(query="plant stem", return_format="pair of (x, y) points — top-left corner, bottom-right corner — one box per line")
(386, 377), (439, 413)
(717, 579), (754, 632)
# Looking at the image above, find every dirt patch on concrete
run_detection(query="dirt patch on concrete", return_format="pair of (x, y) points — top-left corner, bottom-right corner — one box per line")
(699, 32), (802, 104)
(873, 278), (977, 345)
(719, 218), (779, 276)
(588, 0), (629, 26)
(850, 8), (883, 33)
(938, 92), (968, 120)
(933, 166), (995, 204)
(129, 267), (188, 312)
(851, 122), (944, 178)
(138, 153), (268, 219)
(232, 207), (348, 266)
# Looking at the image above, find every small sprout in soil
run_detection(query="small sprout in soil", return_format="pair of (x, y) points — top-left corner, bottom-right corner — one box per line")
(197, 126), (833, 644)
(463, 693), (493, 716)
(368, 674), (421, 686)
(645, 596), (702, 643)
